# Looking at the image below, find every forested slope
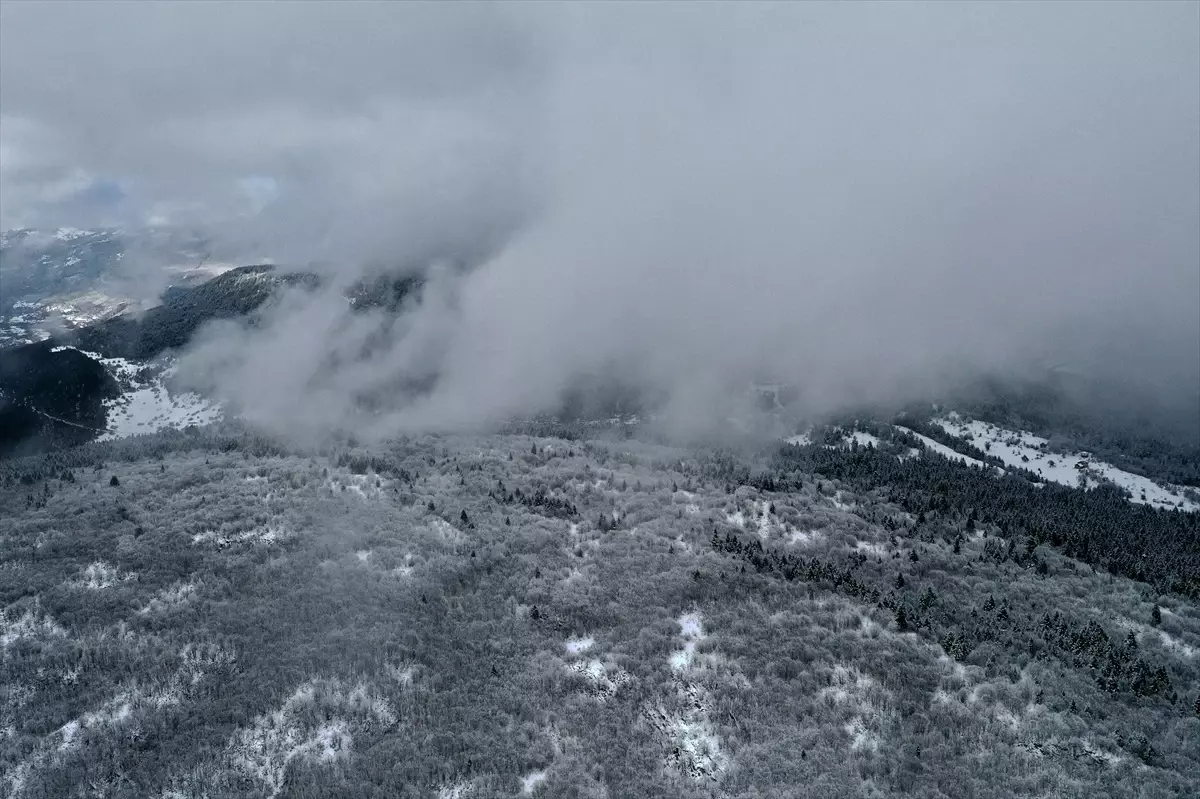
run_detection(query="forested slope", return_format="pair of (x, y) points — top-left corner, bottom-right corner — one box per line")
(1, 426), (1197, 797)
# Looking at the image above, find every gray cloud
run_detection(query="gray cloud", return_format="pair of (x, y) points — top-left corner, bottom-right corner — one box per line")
(3, 2), (1197, 438)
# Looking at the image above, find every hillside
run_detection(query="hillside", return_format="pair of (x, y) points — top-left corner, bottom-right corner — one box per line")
(0, 266), (318, 456)
(0, 343), (119, 457)
(1, 425), (1197, 798)
(65, 265), (315, 361)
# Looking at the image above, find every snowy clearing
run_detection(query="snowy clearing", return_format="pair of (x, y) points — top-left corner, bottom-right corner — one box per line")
(1, 605), (67, 649)
(520, 770), (547, 794)
(895, 426), (996, 471)
(70, 561), (135, 590)
(565, 636), (595, 655)
(935, 415), (1198, 511)
(670, 612), (706, 672)
(59, 350), (224, 441)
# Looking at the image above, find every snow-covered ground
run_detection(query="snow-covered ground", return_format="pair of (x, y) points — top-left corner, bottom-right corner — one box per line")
(895, 426), (997, 471)
(670, 612), (706, 672)
(565, 636), (595, 655)
(48, 348), (224, 440)
(935, 415), (1198, 512)
(520, 770), (547, 794)
(844, 431), (883, 448)
(101, 356), (222, 440)
(780, 415), (1194, 513)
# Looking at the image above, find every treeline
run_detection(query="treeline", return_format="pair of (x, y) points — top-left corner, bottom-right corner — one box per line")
(0, 344), (119, 457)
(942, 377), (1200, 489)
(697, 437), (1200, 599)
(711, 529), (1179, 713)
(779, 442), (1200, 598)
(68, 265), (316, 360)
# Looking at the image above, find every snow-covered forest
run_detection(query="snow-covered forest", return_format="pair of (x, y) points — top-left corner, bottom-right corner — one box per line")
(2, 423), (1197, 797)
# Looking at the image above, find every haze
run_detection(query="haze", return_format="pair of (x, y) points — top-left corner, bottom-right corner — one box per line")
(2, 1), (1197, 440)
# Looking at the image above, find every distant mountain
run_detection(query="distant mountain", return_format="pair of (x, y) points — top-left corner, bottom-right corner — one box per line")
(67, 265), (317, 361)
(0, 264), (316, 457)
(0, 226), (249, 348)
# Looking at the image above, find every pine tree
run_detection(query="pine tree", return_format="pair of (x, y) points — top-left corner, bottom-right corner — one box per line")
(895, 606), (909, 631)
(109, 475), (120, 487)
(530, 605), (540, 621)
(1151, 605), (1162, 626)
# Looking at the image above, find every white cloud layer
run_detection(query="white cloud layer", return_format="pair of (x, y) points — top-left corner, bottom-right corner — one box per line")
(2, 2), (1196, 438)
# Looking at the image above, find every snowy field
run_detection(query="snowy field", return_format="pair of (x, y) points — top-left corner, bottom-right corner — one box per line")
(895, 426), (997, 471)
(51, 347), (224, 440)
(97, 355), (222, 441)
(935, 414), (1199, 512)
(784, 417), (1196, 512)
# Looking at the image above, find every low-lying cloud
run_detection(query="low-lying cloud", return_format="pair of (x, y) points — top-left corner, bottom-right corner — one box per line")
(3, 2), (1197, 440)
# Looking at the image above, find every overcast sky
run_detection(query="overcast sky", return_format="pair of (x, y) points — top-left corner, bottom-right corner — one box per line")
(2, 1), (1197, 437)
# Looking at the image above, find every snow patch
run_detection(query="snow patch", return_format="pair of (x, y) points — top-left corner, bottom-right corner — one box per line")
(429, 516), (467, 544)
(392, 553), (416, 578)
(896, 426), (996, 471)
(192, 523), (289, 548)
(1158, 630), (1198, 659)
(137, 581), (197, 615)
(224, 678), (394, 798)
(1, 605), (67, 649)
(521, 770), (548, 794)
(438, 782), (476, 799)
(844, 717), (880, 752)
(565, 636), (595, 655)
(788, 528), (824, 546)
(670, 612), (706, 672)
(566, 657), (630, 698)
(855, 540), (889, 558)
(70, 560), (135, 590)
(323, 471), (391, 500)
(79, 352), (223, 441)
(845, 431), (882, 448)
(820, 665), (881, 709)
(644, 682), (728, 782)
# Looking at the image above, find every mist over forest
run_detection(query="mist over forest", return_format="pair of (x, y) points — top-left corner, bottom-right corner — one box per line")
(1, 3), (1198, 798)
(3, 2), (1197, 443)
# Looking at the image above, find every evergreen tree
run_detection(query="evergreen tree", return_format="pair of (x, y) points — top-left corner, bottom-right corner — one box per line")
(1151, 605), (1162, 626)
